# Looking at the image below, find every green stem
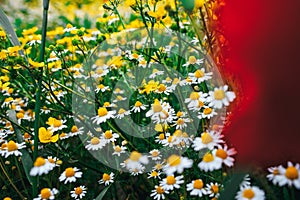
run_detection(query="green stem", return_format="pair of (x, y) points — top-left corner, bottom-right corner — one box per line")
(32, 0), (50, 197)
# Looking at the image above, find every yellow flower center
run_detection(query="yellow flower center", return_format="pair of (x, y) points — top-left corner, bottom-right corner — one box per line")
(153, 100), (162, 113)
(24, 132), (31, 139)
(135, 101), (143, 107)
(193, 179), (204, 189)
(75, 187), (83, 195)
(151, 151), (159, 157)
(167, 155), (181, 167)
(155, 163), (163, 170)
(118, 108), (126, 114)
(16, 112), (24, 119)
(188, 56), (197, 64)
(48, 158), (55, 164)
(285, 166), (299, 180)
(214, 89), (225, 100)
(203, 152), (214, 163)
(1, 143), (7, 150)
(40, 188), (51, 199)
(132, 53), (139, 59)
(158, 84), (166, 92)
(197, 100), (204, 108)
(201, 132), (213, 144)
(159, 133), (165, 140)
(151, 171), (159, 177)
(7, 141), (18, 152)
(65, 167), (75, 177)
(91, 137), (100, 145)
(167, 136), (173, 143)
(211, 184), (219, 193)
(203, 107), (212, 115)
(34, 157), (46, 167)
(176, 118), (185, 125)
(173, 130), (182, 137)
(104, 131), (113, 139)
(190, 92), (200, 100)
(166, 176), (176, 185)
(243, 189), (255, 199)
(98, 107), (108, 117)
(130, 151), (142, 161)
(216, 149), (228, 159)
(71, 125), (78, 133)
(115, 146), (122, 152)
(156, 186), (165, 194)
(102, 173), (111, 181)
(194, 69), (205, 78)
(53, 119), (62, 127)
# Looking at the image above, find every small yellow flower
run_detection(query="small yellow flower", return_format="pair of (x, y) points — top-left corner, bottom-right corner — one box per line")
(29, 58), (44, 68)
(38, 127), (59, 143)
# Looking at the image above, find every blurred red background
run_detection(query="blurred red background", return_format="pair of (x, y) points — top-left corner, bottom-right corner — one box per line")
(221, 0), (300, 167)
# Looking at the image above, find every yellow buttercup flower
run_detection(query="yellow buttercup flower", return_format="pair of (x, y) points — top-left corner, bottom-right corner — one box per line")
(29, 58), (44, 68)
(38, 127), (59, 143)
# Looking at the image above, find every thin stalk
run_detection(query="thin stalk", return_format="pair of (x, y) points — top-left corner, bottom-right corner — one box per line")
(32, 0), (50, 197)
(0, 161), (25, 199)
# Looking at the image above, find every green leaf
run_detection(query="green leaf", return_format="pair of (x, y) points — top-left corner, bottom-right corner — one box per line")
(219, 172), (246, 200)
(0, 6), (21, 47)
(7, 110), (34, 186)
(95, 186), (110, 200)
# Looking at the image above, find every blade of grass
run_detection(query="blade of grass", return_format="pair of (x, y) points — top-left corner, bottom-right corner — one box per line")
(7, 110), (33, 189)
(0, 6), (24, 55)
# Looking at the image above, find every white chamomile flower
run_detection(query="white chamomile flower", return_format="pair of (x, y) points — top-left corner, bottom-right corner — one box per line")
(115, 108), (131, 119)
(277, 161), (300, 189)
(64, 24), (77, 33)
(113, 87), (125, 94)
(182, 56), (203, 67)
(207, 85), (236, 109)
(126, 151), (149, 170)
(102, 130), (119, 143)
(0, 140), (25, 158)
(70, 185), (87, 199)
(198, 152), (222, 172)
(112, 145), (127, 156)
(205, 182), (221, 198)
(131, 101), (147, 113)
(33, 188), (58, 200)
(85, 137), (106, 150)
(129, 163), (146, 176)
(149, 149), (162, 161)
(163, 154), (193, 175)
(160, 175), (184, 191)
(46, 117), (67, 133)
(148, 170), (161, 179)
(192, 130), (224, 151)
(95, 84), (110, 93)
(185, 91), (208, 109)
(214, 144), (237, 167)
(188, 68), (212, 84)
(266, 166), (282, 185)
(59, 167), (82, 184)
(235, 186), (265, 200)
(30, 157), (55, 176)
(113, 95), (127, 103)
(68, 125), (84, 137)
(98, 172), (114, 186)
(92, 107), (116, 124)
(198, 107), (218, 119)
(186, 179), (207, 197)
(150, 185), (169, 200)
(149, 69), (164, 78)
